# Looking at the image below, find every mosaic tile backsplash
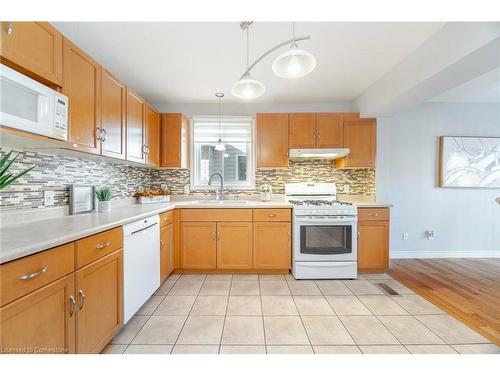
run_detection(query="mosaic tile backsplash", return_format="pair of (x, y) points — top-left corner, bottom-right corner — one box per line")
(0, 149), (375, 212)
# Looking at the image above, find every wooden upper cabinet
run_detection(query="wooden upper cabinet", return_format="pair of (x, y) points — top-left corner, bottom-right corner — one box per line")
(289, 113), (315, 148)
(146, 106), (160, 167)
(217, 222), (253, 269)
(256, 113), (289, 168)
(160, 113), (188, 168)
(100, 69), (126, 160)
(316, 113), (343, 148)
(0, 22), (63, 86)
(63, 38), (101, 155)
(337, 118), (376, 168)
(126, 89), (146, 164)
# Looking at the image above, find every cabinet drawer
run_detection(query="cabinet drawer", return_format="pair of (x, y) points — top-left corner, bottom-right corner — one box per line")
(75, 227), (123, 269)
(0, 243), (75, 307)
(180, 209), (252, 222)
(358, 208), (390, 222)
(253, 209), (291, 222)
(160, 210), (173, 228)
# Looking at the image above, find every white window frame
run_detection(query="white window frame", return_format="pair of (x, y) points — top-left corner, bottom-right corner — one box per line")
(190, 116), (255, 191)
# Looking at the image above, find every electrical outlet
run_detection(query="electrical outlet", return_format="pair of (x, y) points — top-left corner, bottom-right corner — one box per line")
(425, 230), (435, 241)
(402, 232), (409, 240)
(344, 184), (350, 194)
(44, 191), (55, 206)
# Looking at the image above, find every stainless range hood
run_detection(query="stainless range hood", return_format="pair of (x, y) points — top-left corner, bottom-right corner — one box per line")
(289, 148), (350, 160)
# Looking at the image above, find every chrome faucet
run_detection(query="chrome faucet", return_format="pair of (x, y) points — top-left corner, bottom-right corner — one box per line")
(208, 172), (224, 200)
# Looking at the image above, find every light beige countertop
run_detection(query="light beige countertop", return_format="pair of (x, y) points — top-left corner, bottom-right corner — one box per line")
(338, 194), (393, 208)
(0, 199), (293, 264)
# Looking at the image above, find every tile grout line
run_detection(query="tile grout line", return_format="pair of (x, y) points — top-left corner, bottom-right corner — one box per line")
(258, 275), (268, 354)
(286, 278), (315, 354)
(218, 274), (233, 354)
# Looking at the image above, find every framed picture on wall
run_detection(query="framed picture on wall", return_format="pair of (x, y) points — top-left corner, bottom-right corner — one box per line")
(438, 136), (500, 188)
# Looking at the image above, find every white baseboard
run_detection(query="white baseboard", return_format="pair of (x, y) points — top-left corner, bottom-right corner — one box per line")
(390, 250), (500, 259)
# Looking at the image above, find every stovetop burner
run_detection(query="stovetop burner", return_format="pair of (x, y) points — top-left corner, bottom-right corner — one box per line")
(288, 199), (353, 206)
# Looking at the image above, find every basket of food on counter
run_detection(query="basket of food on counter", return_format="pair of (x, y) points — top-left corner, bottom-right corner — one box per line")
(134, 188), (172, 204)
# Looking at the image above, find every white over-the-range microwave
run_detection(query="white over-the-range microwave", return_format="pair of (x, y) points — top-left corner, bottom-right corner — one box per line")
(0, 63), (69, 141)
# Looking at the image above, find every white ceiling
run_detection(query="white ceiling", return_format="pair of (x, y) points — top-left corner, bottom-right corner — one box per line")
(52, 22), (444, 105)
(430, 67), (500, 103)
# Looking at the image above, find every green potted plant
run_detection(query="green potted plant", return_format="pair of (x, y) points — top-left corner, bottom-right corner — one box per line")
(95, 186), (112, 212)
(258, 184), (272, 202)
(0, 151), (35, 190)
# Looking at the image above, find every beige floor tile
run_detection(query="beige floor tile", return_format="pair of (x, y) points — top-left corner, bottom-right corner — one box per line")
(136, 295), (164, 315)
(344, 280), (384, 295)
(154, 281), (176, 295)
(124, 345), (173, 354)
(172, 345), (219, 354)
(358, 295), (409, 315)
(452, 344), (500, 354)
(378, 315), (444, 344)
(415, 315), (490, 344)
(220, 345), (266, 354)
(287, 280), (322, 295)
(264, 316), (310, 345)
(132, 316), (186, 344)
(315, 280), (353, 295)
(167, 273), (181, 281)
(230, 281), (260, 295)
(293, 296), (335, 316)
(101, 344), (127, 354)
(340, 316), (399, 345)
(405, 345), (457, 354)
(302, 316), (355, 345)
(261, 296), (298, 315)
(313, 346), (361, 354)
(362, 273), (393, 280)
(111, 315), (149, 344)
(326, 296), (372, 316)
(259, 274), (286, 280)
(222, 316), (265, 345)
(227, 296), (262, 316)
(177, 316), (225, 345)
(179, 274), (207, 281)
(205, 274), (233, 280)
(154, 295), (196, 316)
(168, 280), (203, 295)
(285, 274), (297, 281)
(190, 296), (228, 316)
(267, 346), (314, 354)
(199, 280), (231, 295)
(360, 345), (409, 354)
(232, 274), (258, 281)
(260, 281), (291, 296)
(391, 295), (445, 315)
(372, 279), (415, 294)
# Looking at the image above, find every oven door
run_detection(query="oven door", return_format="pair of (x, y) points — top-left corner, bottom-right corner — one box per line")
(293, 216), (357, 262)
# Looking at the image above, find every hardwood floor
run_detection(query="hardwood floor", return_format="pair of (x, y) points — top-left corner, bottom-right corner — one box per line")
(388, 258), (500, 345)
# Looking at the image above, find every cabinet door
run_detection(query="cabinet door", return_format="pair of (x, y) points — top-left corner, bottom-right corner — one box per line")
(63, 38), (101, 154)
(181, 222), (216, 269)
(253, 222), (291, 270)
(316, 113), (343, 148)
(161, 113), (188, 168)
(256, 113), (289, 168)
(146, 106), (160, 166)
(126, 90), (146, 163)
(75, 250), (123, 354)
(101, 69), (126, 160)
(0, 22), (62, 86)
(160, 223), (174, 282)
(217, 222), (252, 269)
(289, 113), (315, 148)
(357, 222), (389, 273)
(341, 119), (376, 168)
(0, 274), (76, 354)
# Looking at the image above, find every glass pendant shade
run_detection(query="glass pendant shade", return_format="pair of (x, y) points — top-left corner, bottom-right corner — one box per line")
(231, 74), (266, 100)
(272, 47), (316, 79)
(215, 139), (226, 151)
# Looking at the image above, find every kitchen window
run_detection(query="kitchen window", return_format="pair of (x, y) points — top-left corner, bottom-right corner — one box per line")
(191, 116), (254, 190)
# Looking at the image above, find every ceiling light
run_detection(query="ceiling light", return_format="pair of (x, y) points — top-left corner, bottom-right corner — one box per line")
(232, 73), (265, 100)
(214, 92), (225, 151)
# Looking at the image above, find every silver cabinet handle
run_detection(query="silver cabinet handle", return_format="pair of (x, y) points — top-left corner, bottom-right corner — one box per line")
(268, 214), (276, 218)
(313, 132), (316, 140)
(78, 290), (85, 310)
(160, 239), (164, 246)
(212, 231), (216, 240)
(357, 231), (360, 239)
(19, 266), (48, 281)
(96, 127), (102, 141)
(368, 213), (379, 217)
(69, 295), (76, 316)
(317, 132), (320, 140)
(217, 231), (221, 240)
(95, 240), (110, 249)
(177, 152), (181, 159)
(101, 128), (107, 142)
(287, 232), (291, 241)
(7, 23), (13, 35)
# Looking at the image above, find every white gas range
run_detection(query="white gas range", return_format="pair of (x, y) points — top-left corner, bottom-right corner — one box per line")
(285, 183), (358, 280)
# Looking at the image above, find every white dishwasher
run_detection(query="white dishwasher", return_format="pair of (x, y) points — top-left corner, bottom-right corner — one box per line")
(123, 215), (160, 323)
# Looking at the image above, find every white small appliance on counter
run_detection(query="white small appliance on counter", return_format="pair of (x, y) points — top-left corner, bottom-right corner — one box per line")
(0, 63), (68, 141)
(285, 183), (358, 280)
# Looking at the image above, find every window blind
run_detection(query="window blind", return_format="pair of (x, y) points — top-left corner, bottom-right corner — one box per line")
(193, 117), (252, 143)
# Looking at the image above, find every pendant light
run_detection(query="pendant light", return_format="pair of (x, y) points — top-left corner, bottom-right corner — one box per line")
(232, 25), (265, 100)
(272, 22), (316, 79)
(214, 93), (226, 151)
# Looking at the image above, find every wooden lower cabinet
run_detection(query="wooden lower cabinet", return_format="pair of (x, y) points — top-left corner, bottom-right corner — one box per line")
(0, 274), (76, 354)
(75, 250), (123, 353)
(181, 222), (217, 269)
(217, 222), (252, 269)
(160, 223), (174, 282)
(357, 217), (390, 273)
(253, 222), (291, 270)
